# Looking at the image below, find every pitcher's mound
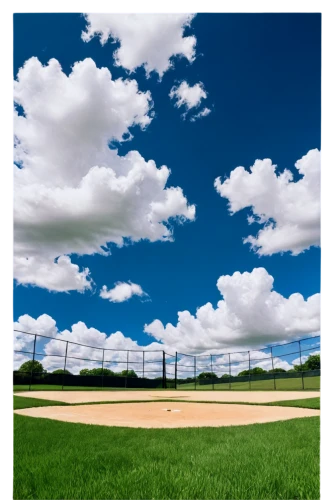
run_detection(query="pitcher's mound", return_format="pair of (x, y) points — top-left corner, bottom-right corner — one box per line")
(14, 402), (319, 428)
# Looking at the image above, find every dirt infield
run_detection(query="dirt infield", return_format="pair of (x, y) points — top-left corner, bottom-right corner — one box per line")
(15, 390), (319, 404)
(14, 401), (319, 428)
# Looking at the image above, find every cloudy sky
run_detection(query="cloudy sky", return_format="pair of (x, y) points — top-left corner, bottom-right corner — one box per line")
(13, 13), (321, 375)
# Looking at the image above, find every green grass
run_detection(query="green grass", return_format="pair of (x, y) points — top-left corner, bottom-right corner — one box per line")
(14, 375), (320, 393)
(13, 396), (320, 498)
(267, 397), (320, 410)
(179, 375), (320, 391)
(14, 414), (319, 500)
(14, 396), (69, 410)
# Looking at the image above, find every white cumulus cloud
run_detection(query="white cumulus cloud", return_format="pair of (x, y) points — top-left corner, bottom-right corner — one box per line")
(100, 281), (148, 303)
(214, 149), (321, 256)
(82, 14), (197, 78)
(14, 57), (195, 292)
(14, 256), (92, 293)
(170, 81), (207, 110)
(144, 268), (320, 353)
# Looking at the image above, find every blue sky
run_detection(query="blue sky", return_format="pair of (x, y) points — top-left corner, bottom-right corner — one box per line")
(13, 13), (320, 370)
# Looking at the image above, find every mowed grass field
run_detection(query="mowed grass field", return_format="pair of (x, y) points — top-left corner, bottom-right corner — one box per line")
(14, 374), (320, 393)
(179, 375), (320, 391)
(14, 396), (320, 500)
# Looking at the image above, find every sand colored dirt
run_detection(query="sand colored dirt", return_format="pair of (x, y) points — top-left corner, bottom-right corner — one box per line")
(14, 402), (319, 428)
(15, 390), (319, 405)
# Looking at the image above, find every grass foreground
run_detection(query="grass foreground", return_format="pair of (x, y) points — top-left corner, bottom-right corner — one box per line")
(14, 395), (320, 499)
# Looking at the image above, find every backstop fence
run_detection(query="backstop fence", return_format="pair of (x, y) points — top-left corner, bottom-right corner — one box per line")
(13, 330), (320, 391)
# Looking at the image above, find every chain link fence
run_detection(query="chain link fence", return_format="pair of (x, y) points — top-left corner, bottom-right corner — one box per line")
(13, 330), (320, 391)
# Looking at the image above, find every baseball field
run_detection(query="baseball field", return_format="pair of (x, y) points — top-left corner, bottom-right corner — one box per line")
(14, 389), (320, 499)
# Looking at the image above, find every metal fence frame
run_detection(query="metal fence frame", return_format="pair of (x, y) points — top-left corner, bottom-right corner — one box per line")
(14, 330), (168, 390)
(13, 330), (320, 391)
(173, 335), (320, 390)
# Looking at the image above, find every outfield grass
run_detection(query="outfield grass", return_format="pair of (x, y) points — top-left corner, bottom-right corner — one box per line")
(14, 413), (319, 500)
(179, 376), (320, 391)
(14, 375), (320, 393)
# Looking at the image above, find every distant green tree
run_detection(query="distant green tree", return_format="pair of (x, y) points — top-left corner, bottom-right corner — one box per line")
(198, 372), (217, 379)
(52, 369), (72, 375)
(91, 368), (115, 376)
(79, 368), (115, 376)
(221, 373), (232, 378)
(18, 360), (46, 373)
(268, 368), (286, 373)
(79, 368), (91, 375)
(293, 354), (320, 372)
(238, 367), (266, 377)
(252, 367), (267, 375)
(121, 370), (138, 378)
(305, 354), (320, 370)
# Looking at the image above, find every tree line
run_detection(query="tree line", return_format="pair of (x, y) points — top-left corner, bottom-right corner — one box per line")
(16, 361), (139, 378)
(15, 353), (320, 379)
(195, 354), (320, 379)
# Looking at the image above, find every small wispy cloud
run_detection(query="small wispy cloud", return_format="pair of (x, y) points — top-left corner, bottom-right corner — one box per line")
(100, 281), (149, 303)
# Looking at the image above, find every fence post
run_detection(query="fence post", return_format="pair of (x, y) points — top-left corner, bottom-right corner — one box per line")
(298, 341), (304, 389)
(29, 334), (37, 391)
(194, 355), (197, 390)
(248, 351), (251, 390)
(175, 352), (177, 390)
(211, 354), (214, 390)
(229, 353), (231, 390)
(270, 346), (276, 390)
(143, 351), (145, 380)
(62, 341), (68, 391)
(101, 348), (104, 390)
(162, 351), (166, 389)
(125, 350), (129, 389)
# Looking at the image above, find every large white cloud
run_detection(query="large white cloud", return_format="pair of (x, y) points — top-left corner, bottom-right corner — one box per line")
(100, 281), (148, 303)
(144, 268), (320, 353)
(14, 57), (195, 291)
(14, 313), (58, 351)
(82, 14), (197, 78)
(14, 256), (92, 293)
(214, 149), (321, 256)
